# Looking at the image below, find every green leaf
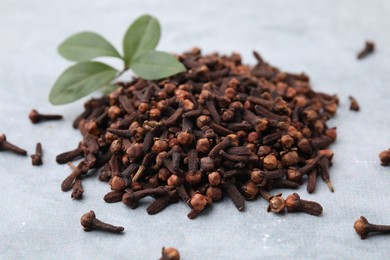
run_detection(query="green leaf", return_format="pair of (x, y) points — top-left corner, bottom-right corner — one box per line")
(123, 14), (161, 66)
(101, 84), (119, 94)
(58, 32), (121, 61)
(49, 62), (118, 105)
(131, 50), (186, 80)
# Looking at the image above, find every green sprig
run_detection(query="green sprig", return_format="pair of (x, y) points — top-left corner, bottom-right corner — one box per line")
(50, 14), (186, 105)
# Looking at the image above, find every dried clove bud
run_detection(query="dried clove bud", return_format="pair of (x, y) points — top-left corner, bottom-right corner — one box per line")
(285, 193), (323, 216)
(30, 142), (43, 166)
(29, 109), (63, 124)
(80, 210), (124, 233)
(357, 41), (375, 60)
(0, 134), (27, 156)
(354, 216), (390, 239)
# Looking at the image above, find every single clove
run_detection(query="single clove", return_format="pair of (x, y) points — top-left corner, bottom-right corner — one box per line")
(30, 142), (43, 166)
(354, 216), (390, 239)
(349, 96), (360, 111)
(0, 134), (27, 156)
(80, 210), (124, 233)
(29, 109), (63, 124)
(357, 41), (375, 60)
(285, 193), (323, 216)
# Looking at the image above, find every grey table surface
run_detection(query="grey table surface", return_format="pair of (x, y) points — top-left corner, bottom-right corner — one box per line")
(1, 0), (390, 259)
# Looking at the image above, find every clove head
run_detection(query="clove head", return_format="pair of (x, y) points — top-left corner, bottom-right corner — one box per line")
(268, 193), (286, 213)
(28, 109), (41, 123)
(80, 210), (97, 231)
(31, 154), (42, 165)
(285, 193), (301, 211)
(354, 216), (369, 239)
(188, 193), (209, 212)
(160, 247), (180, 260)
(177, 131), (194, 146)
(241, 181), (258, 200)
(379, 149), (390, 166)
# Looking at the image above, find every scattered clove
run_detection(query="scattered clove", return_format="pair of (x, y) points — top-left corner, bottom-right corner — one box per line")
(354, 216), (390, 239)
(29, 109), (63, 124)
(0, 134), (27, 156)
(80, 210), (124, 233)
(357, 41), (375, 60)
(349, 96), (360, 111)
(30, 142), (43, 166)
(160, 247), (180, 260)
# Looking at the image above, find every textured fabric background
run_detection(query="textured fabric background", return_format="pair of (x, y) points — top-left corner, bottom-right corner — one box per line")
(1, 0), (390, 259)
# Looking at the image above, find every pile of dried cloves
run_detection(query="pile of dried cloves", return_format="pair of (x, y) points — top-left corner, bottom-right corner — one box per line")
(57, 48), (338, 219)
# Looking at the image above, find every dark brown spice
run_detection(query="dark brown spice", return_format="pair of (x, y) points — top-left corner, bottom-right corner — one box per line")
(306, 168), (318, 194)
(56, 49), (338, 219)
(354, 216), (390, 239)
(319, 156), (334, 192)
(30, 142), (43, 166)
(147, 189), (179, 215)
(104, 190), (124, 203)
(160, 247), (180, 260)
(357, 41), (375, 60)
(80, 210), (124, 233)
(0, 134), (27, 156)
(56, 142), (83, 164)
(285, 193), (323, 216)
(259, 189), (286, 213)
(222, 178), (245, 211)
(29, 109), (63, 124)
(349, 96), (360, 111)
(71, 177), (83, 200)
(379, 149), (390, 166)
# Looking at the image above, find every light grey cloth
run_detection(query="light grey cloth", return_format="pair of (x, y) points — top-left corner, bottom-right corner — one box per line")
(1, 0), (390, 259)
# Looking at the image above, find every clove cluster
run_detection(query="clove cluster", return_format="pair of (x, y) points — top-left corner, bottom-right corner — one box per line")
(57, 48), (337, 218)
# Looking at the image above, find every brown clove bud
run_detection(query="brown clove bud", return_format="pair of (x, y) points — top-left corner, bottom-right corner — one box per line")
(31, 142), (43, 166)
(259, 189), (286, 213)
(354, 216), (390, 239)
(0, 134), (27, 156)
(29, 109), (63, 124)
(80, 210), (124, 233)
(285, 193), (323, 216)
(349, 96), (360, 111)
(357, 41), (375, 60)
